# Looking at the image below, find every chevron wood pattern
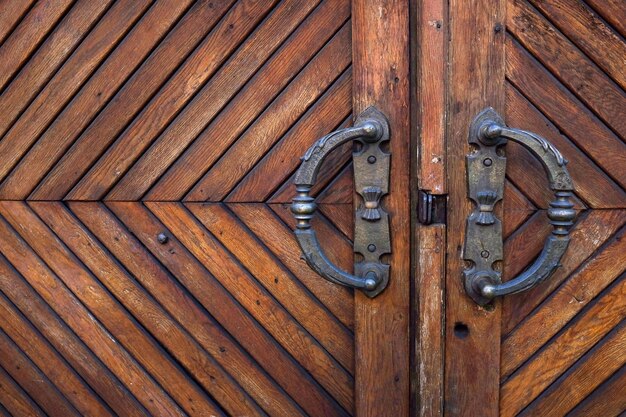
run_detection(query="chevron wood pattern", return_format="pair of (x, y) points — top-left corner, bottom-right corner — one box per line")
(0, 1), (357, 416)
(498, 1), (626, 416)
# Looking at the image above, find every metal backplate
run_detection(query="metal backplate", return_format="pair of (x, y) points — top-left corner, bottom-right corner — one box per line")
(464, 108), (506, 305)
(353, 107), (391, 297)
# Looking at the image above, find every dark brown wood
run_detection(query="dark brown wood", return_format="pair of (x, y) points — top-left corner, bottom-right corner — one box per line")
(568, 365), (626, 417)
(0, 364), (45, 417)
(352, 1), (411, 416)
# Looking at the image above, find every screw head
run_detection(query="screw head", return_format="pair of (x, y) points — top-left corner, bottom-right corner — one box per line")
(157, 233), (169, 244)
(480, 250), (490, 258)
(367, 155), (377, 164)
(483, 158), (493, 167)
(367, 244), (377, 252)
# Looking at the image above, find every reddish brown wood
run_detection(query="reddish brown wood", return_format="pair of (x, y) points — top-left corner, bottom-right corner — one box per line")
(352, 1), (411, 416)
(444, 0), (505, 415)
(508, 0), (626, 138)
(0, 364), (45, 417)
(0, 0), (152, 172)
(568, 365), (626, 417)
(33, 0), (239, 200)
(0, 0), (112, 138)
(0, 292), (113, 417)
(416, 225), (445, 417)
(0, 0), (33, 45)
(0, 0), (73, 91)
(108, 201), (349, 417)
(500, 274), (626, 416)
(585, 0), (626, 37)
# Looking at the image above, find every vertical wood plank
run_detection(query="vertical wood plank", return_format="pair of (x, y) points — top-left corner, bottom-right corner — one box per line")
(416, 225), (445, 417)
(352, 1), (411, 416)
(445, 0), (505, 416)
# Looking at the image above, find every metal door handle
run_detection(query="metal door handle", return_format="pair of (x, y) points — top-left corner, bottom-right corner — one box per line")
(292, 107), (391, 297)
(464, 108), (577, 305)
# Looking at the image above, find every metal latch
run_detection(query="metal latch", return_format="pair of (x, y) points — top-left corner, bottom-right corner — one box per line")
(417, 191), (446, 225)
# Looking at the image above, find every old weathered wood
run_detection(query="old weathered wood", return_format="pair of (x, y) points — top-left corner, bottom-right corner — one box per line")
(444, 0), (505, 415)
(0, 364), (45, 417)
(352, 1), (411, 416)
(568, 365), (626, 417)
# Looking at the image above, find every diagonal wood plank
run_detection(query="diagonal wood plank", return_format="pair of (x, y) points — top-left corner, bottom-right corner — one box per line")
(0, 0), (112, 139)
(69, 201), (304, 417)
(0, 253), (149, 417)
(106, 0), (338, 201)
(502, 220), (626, 377)
(567, 364), (626, 417)
(0, 0), (153, 171)
(0, 364), (45, 417)
(585, 0), (626, 37)
(0, 0), (74, 92)
(0, 0), (195, 199)
(32, 0), (239, 200)
(184, 29), (352, 201)
(502, 209), (626, 334)
(519, 321), (626, 417)
(0, 203), (188, 417)
(0, 328), (81, 417)
(231, 203), (354, 329)
(146, 5), (351, 200)
(31, 201), (261, 417)
(508, 0), (626, 138)
(0, 0), (33, 46)
(108, 201), (350, 417)
(500, 273), (626, 417)
(0, 291), (113, 417)
(0, 201), (223, 416)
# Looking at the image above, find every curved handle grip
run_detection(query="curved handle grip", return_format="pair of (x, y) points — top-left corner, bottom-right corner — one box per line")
(292, 107), (390, 297)
(464, 108), (577, 305)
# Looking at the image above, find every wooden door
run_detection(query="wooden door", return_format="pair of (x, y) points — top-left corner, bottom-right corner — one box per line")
(0, 1), (410, 416)
(414, 0), (625, 416)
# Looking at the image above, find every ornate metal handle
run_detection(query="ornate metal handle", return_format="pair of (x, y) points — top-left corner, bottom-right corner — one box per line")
(292, 107), (391, 297)
(464, 108), (577, 305)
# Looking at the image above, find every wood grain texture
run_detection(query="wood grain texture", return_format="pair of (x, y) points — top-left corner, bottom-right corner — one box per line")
(352, 1), (411, 416)
(444, 0), (505, 416)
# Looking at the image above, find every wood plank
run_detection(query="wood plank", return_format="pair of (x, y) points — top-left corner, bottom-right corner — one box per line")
(444, 0), (505, 414)
(519, 322), (626, 417)
(506, 36), (626, 192)
(31, 201), (261, 417)
(500, 274), (626, 416)
(0, 328), (80, 416)
(0, 203), (188, 417)
(69, 201), (305, 417)
(0, 0), (33, 45)
(188, 203), (353, 372)
(352, 1), (411, 416)
(417, 225), (445, 417)
(0, 0), (194, 199)
(318, 203), (354, 240)
(568, 365), (626, 417)
(33, 0), (238, 200)
(0, 291), (113, 417)
(506, 82), (626, 208)
(262, 116), (353, 204)
(528, 0), (626, 89)
(0, 0), (153, 184)
(502, 220), (626, 377)
(0, 0), (111, 138)
(147, 6), (350, 200)
(585, 0), (626, 37)
(502, 209), (626, 334)
(0, 253), (149, 417)
(0, 0), (73, 91)
(184, 28), (352, 201)
(0, 365), (45, 417)
(502, 180), (535, 239)
(176, 203), (354, 411)
(230, 203), (354, 329)
(508, 0), (626, 138)
(224, 73), (352, 203)
(107, 0), (333, 201)
(416, 0), (447, 194)
(108, 201), (349, 417)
